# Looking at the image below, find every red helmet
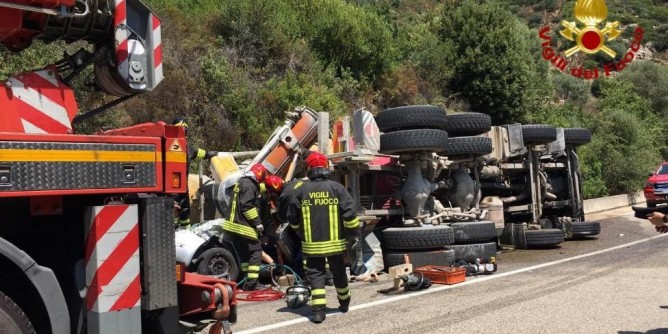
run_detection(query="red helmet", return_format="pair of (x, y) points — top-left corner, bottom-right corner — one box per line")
(264, 175), (284, 194)
(304, 151), (329, 169)
(249, 163), (268, 182)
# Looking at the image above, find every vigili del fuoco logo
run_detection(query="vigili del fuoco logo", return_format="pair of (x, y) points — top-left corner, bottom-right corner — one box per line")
(538, 0), (644, 79)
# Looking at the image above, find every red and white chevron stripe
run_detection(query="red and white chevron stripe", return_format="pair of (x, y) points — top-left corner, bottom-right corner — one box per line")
(8, 70), (78, 134)
(114, 0), (130, 82)
(84, 204), (141, 313)
(151, 14), (164, 84)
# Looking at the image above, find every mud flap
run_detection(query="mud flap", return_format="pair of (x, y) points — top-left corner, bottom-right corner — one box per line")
(556, 218), (574, 239)
(499, 223), (527, 250)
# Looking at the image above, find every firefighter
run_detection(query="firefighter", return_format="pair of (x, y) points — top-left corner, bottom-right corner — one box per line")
(287, 151), (360, 323)
(172, 117), (218, 228)
(276, 156), (334, 285)
(260, 174), (284, 265)
(222, 163), (269, 291)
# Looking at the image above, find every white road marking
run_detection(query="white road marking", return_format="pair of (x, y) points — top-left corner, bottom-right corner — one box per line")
(236, 232), (668, 334)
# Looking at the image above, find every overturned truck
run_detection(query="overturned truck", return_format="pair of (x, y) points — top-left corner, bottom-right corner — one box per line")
(479, 124), (599, 249)
(186, 105), (599, 278)
(329, 106), (499, 271)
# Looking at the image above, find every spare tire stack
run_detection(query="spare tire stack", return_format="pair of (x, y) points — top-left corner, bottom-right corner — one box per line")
(376, 105), (450, 155)
(439, 112), (497, 262)
(376, 106), (455, 268)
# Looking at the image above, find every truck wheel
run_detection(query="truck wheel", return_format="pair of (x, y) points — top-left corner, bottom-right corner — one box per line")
(197, 248), (240, 281)
(379, 129), (449, 154)
(443, 112), (492, 137)
(570, 221), (601, 238)
(375, 105), (448, 132)
(446, 242), (498, 262)
(525, 229), (564, 246)
(563, 128), (592, 145)
(450, 221), (498, 243)
(442, 136), (493, 158)
(383, 249), (456, 269)
(381, 226), (455, 251)
(0, 291), (35, 334)
(521, 124), (557, 145)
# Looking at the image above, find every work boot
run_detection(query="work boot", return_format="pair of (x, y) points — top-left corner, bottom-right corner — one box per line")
(312, 308), (326, 324)
(339, 298), (350, 313)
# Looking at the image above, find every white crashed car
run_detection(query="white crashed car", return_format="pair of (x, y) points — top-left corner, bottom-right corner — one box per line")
(174, 219), (240, 280)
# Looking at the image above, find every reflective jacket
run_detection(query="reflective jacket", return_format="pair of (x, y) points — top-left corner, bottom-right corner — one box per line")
(277, 179), (305, 225)
(287, 168), (360, 256)
(222, 176), (261, 240)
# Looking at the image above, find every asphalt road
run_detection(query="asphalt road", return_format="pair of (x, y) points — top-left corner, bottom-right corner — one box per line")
(228, 207), (668, 334)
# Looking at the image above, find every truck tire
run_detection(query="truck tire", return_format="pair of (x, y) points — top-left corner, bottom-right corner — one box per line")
(570, 221), (601, 238)
(0, 291), (35, 334)
(196, 248), (240, 281)
(525, 229), (564, 246)
(442, 136), (493, 158)
(379, 129), (449, 155)
(563, 128), (592, 145)
(444, 112), (492, 137)
(522, 124), (557, 145)
(381, 226), (455, 251)
(375, 105), (448, 132)
(450, 221), (498, 243)
(383, 249), (456, 268)
(446, 242), (497, 262)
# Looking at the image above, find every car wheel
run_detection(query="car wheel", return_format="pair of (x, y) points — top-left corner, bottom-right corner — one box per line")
(450, 221), (498, 243)
(525, 229), (564, 247)
(443, 112), (492, 137)
(381, 225), (455, 251)
(383, 249), (456, 269)
(569, 221), (601, 238)
(196, 247), (240, 281)
(563, 128), (592, 145)
(375, 105), (448, 132)
(441, 136), (493, 158)
(521, 124), (557, 145)
(0, 291), (35, 334)
(379, 129), (449, 155)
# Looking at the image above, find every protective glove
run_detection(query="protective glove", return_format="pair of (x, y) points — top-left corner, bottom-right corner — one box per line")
(205, 151), (219, 159)
(255, 224), (264, 235)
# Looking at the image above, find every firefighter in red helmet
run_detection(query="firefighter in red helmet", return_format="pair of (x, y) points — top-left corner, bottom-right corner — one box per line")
(222, 163), (268, 290)
(287, 151), (360, 323)
(258, 174), (284, 265)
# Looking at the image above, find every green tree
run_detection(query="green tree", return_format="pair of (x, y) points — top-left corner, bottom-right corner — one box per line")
(616, 60), (668, 118)
(437, 0), (546, 123)
(581, 79), (665, 195)
(297, 0), (397, 85)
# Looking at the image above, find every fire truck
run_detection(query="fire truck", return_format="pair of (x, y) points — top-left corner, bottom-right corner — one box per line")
(0, 0), (237, 333)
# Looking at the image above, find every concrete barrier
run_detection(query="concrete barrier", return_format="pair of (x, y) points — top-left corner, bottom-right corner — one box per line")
(583, 191), (644, 214)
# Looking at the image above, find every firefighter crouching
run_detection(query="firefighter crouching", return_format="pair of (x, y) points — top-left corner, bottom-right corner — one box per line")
(172, 117), (218, 228)
(287, 151), (361, 324)
(222, 163), (270, 291)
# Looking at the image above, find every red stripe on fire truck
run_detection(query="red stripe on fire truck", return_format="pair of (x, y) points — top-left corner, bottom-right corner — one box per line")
(85, 205), (141, 312)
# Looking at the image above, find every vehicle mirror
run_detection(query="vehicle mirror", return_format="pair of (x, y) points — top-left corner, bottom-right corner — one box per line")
(648, 172), (654, 177)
